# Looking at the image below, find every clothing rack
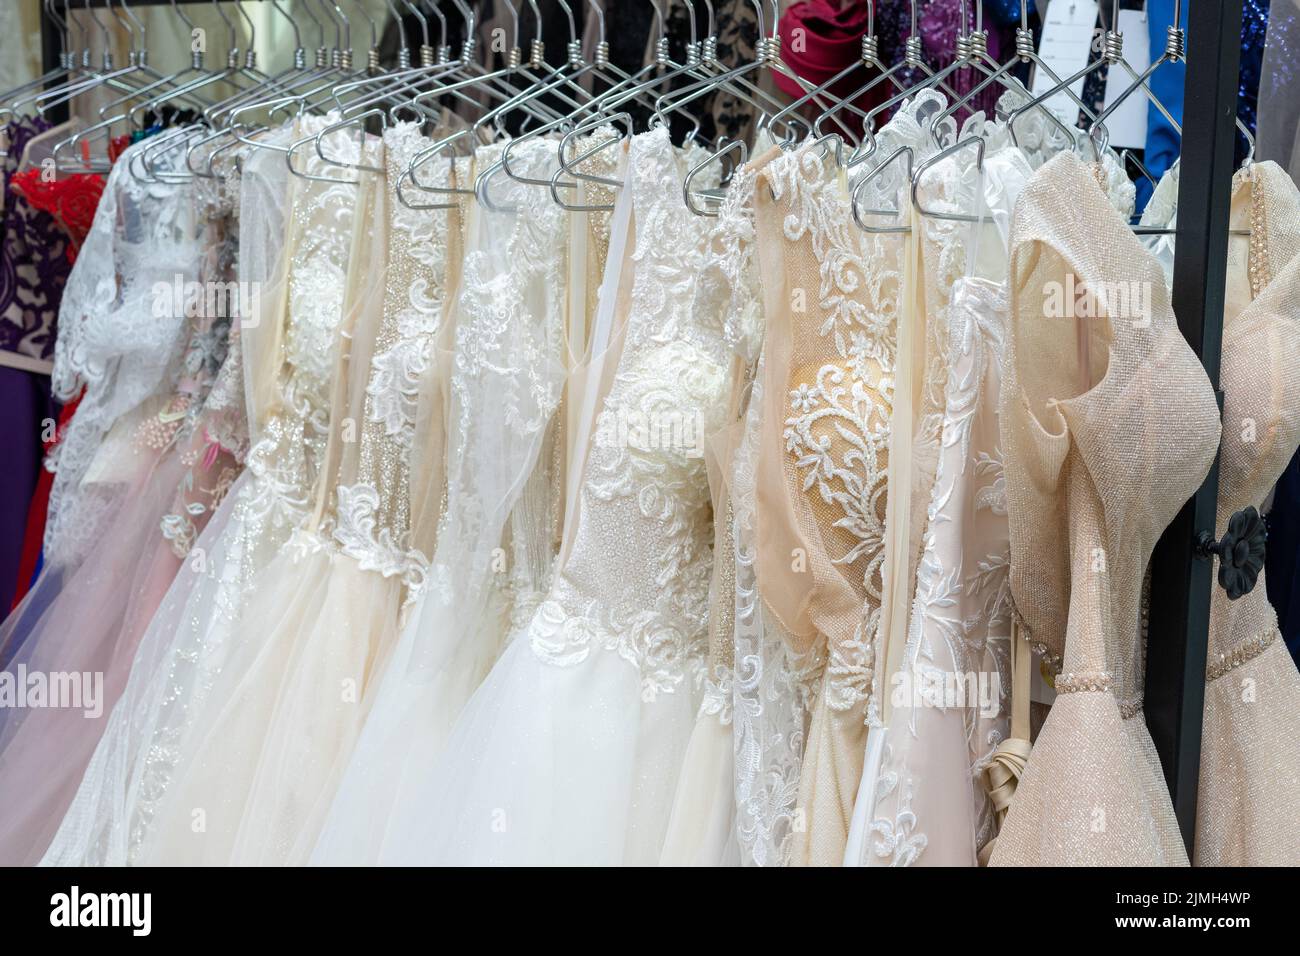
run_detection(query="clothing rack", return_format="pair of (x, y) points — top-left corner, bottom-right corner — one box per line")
(37, 0), (1254, 861)
(1146, 0), (1245, 857)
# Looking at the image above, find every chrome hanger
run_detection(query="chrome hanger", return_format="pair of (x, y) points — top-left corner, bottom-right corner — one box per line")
(851, 143), (913, 233)
(812, 0), (961, 145)
(547, 109), (631, 211)
(910, 132), (986, 223)
(682, 135), (745, 216)
(650, 0), (827, 143)
(930, 0), (1101, 153)
(0, 1), (77, 117)
(760, 3), (908, 150)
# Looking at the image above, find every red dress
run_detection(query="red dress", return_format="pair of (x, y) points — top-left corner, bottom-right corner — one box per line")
(7, 171), (103, 608)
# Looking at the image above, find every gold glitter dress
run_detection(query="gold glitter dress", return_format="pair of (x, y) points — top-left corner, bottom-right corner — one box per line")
(992, 151), (1221, 866)
(1195, 160), (1300, 865)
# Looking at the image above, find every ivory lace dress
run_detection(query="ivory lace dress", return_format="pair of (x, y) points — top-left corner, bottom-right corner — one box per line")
(133, 129), (388, 867)
(35, 137), (203, 576)
(660, 156), (766, 866)
(311, 136), (570, 865)
(849, 141), (1035, 866)
(750, 139), (900, 867)
(991, 152), (1221, 866)
(38, 117), (362, 866)
(372, 127), (728, 865)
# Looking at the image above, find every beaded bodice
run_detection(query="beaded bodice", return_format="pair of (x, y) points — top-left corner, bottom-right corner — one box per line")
(528, 128), (729, 696)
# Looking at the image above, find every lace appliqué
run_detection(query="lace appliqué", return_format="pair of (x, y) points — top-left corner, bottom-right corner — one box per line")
(333, 483), (430, 592)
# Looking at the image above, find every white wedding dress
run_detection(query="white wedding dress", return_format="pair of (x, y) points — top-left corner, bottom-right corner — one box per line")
(845, 138), (1032, 866)
(310, 136), (570, 864)
(658, 149), (765, 866)
(39, 117), (365, 865)
(344, 127), (728, 865)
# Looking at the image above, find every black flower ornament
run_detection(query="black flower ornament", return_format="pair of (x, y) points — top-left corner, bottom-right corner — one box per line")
(1199, 506), (1267, 600)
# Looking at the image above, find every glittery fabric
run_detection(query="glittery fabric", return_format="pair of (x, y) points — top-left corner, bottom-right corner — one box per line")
(1195, 160), (1300, 866)
(992, 152), (1220, 866)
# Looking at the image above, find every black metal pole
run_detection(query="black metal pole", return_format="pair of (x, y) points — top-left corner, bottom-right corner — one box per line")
(39, 1), (69, 126)
(1145, 0), (1243, 857)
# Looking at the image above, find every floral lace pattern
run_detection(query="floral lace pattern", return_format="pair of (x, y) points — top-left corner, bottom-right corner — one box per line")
(763, 141), (899, 717)
(331, 124), (451, 595)
(127, 116), (366, 859)
(157, 138), (253, 558)
(42, 137), (206, 570)
(404, 136), (569, 673)
(528, 128), (727, 697)
(731, 361), (822, 866)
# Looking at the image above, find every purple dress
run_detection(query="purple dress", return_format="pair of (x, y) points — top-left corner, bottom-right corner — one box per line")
(1, 117), (71, 611)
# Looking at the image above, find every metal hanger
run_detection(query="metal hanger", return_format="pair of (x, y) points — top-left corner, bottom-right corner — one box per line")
(0, 1), (78, 118)
(29, 0), (175, 145)
(811, 0), (962, 146)
(650, 0), (827, 144)
(401, 0), (595, 208)
(60, 0), (228, 173)
(681, 135), (745, 216)
(759, 3), (908, 150)
(929, 0), (1101, 153)
(495, 0), (705, 194)
(134, 0), (324, 182)
(851, 143), (913, 233)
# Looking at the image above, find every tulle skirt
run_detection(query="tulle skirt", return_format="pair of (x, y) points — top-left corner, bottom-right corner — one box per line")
(659, 705), (740, 865)
(136, 544), (400, 866)
(0, 449), (190, 865)
(41, 469), (275, 866)
(310, 580), (513, 865)
(355, 617), (701, 866)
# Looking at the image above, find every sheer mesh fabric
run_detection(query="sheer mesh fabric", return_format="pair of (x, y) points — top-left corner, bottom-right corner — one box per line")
(310, 137), (572, 865)
(406, 153), (471, 581)
(41, 137), (204, 571)
(134, 128), (386, 866)
(753, 143), (898, 865)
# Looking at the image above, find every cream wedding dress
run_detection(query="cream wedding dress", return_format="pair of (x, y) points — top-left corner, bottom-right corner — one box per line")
(132, 125), (446, 866)
(846, 138), (1033, 866)
(359, 127), (728, 865)
(310, 135), (570, 864)
(39, 116), (365, 866)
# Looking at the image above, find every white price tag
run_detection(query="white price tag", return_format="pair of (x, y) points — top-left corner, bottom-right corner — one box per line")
(1102, 8), (1155, 149)
(1030, 0), (1100, 130)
